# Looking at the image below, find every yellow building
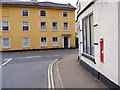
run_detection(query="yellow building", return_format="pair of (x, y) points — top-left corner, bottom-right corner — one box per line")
(0, 1), (76, 51)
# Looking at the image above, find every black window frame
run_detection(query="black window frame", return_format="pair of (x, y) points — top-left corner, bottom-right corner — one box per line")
(2, 21), (9, 31)
(52, 37), (58, 42)
(41, 37), (46, 42)
(22, 9), (29, 17)
(40, 10), (46, 17)
(22, 21), (29, 31)
(63, 11), (68, 18)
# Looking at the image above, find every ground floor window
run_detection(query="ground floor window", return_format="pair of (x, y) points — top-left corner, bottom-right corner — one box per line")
(22, 37), (30, 48)
(82, 14), (94, 56)
(40, 37), (47, 46)
(2, 38), (10, 48)
(52, 37), (58, 46)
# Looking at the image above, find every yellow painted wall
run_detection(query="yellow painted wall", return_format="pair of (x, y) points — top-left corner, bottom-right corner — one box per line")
(0, 5), (75, 51)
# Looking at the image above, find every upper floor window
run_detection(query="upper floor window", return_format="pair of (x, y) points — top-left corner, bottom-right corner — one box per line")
(52, 22), (58, 31)
(40, 22), (46, 31)
(2, 21), (9, 32)
(22, 37), (30, 48)
(63, 22), (69, 31)
(22, 9), (29, 17)
(40, 10), (46, 17)
(63, 11), (69, 18)
(22, 21), (29, 31)
(2, 38), (10, 48)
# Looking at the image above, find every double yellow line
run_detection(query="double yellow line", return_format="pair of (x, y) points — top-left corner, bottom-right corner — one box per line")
(48, 59), (58, 88)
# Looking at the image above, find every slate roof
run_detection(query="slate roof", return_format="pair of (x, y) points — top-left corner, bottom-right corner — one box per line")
(1, 1), (76, 10)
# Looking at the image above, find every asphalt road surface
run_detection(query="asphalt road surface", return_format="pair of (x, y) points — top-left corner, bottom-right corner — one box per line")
(2, 49), (78, 88)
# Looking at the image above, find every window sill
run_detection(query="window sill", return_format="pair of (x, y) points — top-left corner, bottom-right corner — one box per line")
(41, 45), (48, 47)
(22, 46), (30, 48)
(52, 45), (58, 46)
(82, 52), (96, 64)
(63, 30), (69, 31)
(63, 17), (69, 18)
(22, 16), (29, 17)
(40, 16), (47, 17)
(2, 47), (10, 49)
(52, 30), (58, 32)
(2, 31), (10, 32)
(40, 30), (47, 31)
(22, 30), (30, 31)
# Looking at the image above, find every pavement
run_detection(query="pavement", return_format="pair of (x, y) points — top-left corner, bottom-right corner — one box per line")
(53, 54), (108, 88)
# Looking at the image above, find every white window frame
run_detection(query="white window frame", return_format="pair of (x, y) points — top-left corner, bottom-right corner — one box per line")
(82, 14), (94, 56)
(52, 37), (58, 46)
(22, 37), (30, 48)
(40, 37), (48, 47)
(62, 11), (69, 18)
(22, 9), (29, 17)
(22, 21), (30, 31)
(2, 21), (10, 32)
(2, 37), (10, 48)
(40, 22), (47, 31)
(40, 10), (47, 17)
(63, 22), (69, 31)
(52, 22), (58, 31)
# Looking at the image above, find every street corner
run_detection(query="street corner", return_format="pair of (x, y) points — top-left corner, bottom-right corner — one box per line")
(51, 54), (79, 88)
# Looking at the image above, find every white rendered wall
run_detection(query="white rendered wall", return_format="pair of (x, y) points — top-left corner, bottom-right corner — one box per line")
(79, 0), (93, 11)
(79, 1), (119, 85)
(118, 1), (120, 85)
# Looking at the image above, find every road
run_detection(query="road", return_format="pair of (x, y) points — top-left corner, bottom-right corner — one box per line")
(2, 49), (78, 88)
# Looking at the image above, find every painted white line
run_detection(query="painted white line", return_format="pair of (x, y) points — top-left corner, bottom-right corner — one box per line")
(32, 56), (43, 58)
(48, 63), (51, 88)
(54, 55), (60, 57)
(0, 58), (12, 68)
(50, 60), (55, 88)
(25, 57), (33, 59)
(25, 56), (43, 59)
(45, 55), (52, 58)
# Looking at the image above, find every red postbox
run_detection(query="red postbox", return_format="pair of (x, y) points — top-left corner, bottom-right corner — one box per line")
(100, 38), (104, 63)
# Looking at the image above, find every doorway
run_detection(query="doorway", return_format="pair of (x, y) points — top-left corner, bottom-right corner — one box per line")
(64, 37), (68, 49)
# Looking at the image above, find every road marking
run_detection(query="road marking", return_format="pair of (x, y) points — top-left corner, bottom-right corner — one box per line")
(48, 62), (51, 88)
(48, 59), (59, 88)
(25, 57), (33, 59)
(0, 58), (12, 68)
(18, 56), (43, 59)
(45, 55), (51, 57)
(54, 55), (60, 57)
(31, 56), (43, 58)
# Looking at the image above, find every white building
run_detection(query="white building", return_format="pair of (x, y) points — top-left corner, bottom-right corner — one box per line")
(76, 0), (120, 88)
